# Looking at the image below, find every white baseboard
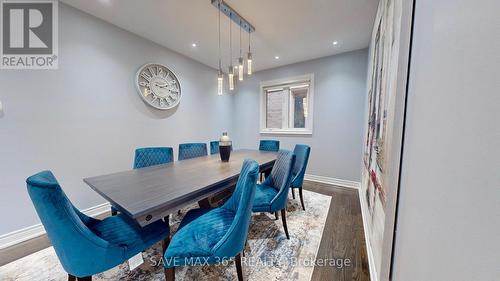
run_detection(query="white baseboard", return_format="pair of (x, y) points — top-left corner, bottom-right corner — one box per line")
(358, 187), (379, 281)
(304, 174), (360, 189)
(0, 202), (110, 250)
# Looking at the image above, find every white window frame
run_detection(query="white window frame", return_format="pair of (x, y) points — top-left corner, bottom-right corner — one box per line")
(260, 74), (314, 135)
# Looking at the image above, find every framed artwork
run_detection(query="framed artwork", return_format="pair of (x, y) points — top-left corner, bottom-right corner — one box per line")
(360, 0), (413, 279)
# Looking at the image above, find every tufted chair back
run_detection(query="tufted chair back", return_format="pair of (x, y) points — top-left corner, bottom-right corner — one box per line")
(291, 144), (311, 188)
(214, 159), (259, 257)
(259, 140), (280, 152)
(210, 141), (219, 155)
(134, 147), (173, 169)
(262, 150), (296, 210)
(178, 143), (208, 160)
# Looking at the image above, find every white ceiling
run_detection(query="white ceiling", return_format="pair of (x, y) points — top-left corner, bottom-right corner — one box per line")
(61, 0), (378, 72)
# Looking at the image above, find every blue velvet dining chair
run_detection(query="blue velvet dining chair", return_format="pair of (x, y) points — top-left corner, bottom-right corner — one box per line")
(259, 139), (280, 152)
(163, 159), (259, 281)
(289, 145), (311, 210)
(258, 140), (280, 181)
(26, 171), (170, 281)
(252, 150), (296, 239)
(111, 147), (174, 215)
(210, 141), (219, 155)
(178, 143), (208, 160)
(134, 147), (174, 169)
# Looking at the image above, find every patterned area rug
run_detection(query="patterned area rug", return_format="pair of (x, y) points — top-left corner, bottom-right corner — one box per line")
(0, 190), (331, 281)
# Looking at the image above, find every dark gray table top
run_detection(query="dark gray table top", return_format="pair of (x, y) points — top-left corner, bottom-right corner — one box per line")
(84, 149), (277, 226)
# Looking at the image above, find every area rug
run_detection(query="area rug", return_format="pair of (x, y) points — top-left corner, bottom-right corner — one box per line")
(0, 190), (331, 281)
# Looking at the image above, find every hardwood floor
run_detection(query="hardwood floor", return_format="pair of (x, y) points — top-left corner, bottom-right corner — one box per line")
(304, 181), (370, 281)
(1, 181), (370, 281)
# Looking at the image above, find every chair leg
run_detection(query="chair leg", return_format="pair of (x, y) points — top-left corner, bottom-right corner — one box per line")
(299, 186), (305, 211)
(111, 207), (117, 216)
(242, 238), (248, 257)
(161, 222), (173, 281)
(164, 267), (175, 281)
(68, 274), (76, 281)
(291, 188), (296, 199)
(235, 253), (244, 281)
(280, 209), (290, 240)
(274, 211), (279, 220)
(162, 235), (170, 255)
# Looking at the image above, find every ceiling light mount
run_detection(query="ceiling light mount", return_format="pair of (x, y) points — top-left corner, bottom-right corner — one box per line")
(211, 0), (255, 33)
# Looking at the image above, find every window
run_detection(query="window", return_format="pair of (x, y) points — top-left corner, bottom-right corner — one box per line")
(260, 74), (314, 135)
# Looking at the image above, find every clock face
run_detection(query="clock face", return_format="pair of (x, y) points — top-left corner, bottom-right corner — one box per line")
(136, 63), (181, 110)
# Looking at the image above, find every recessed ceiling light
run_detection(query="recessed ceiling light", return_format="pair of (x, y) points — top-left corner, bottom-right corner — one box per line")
(98, 0), (112, 6)
(275, 56), (280, 60)
(191, 43), (197, 47)
(332, 41), (338, 45)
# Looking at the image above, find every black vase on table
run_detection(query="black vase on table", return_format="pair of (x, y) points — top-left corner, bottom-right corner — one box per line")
(219, 132), (232, 162)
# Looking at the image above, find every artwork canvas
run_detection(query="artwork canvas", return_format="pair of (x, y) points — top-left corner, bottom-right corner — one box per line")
(361, 0), (404, 277)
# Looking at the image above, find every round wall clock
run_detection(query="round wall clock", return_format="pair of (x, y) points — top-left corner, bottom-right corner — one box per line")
(135, 63), (181, 110)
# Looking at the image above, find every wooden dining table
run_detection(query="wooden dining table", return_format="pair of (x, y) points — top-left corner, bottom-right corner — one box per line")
(83, 149), (277, 227)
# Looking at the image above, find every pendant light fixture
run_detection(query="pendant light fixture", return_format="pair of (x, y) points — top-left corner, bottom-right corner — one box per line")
(228, 12), (234, 91)
(212, 0), (255, 94)
(217, 0), (223, 95)
(247, 31), (252, 75)
(238, 20), (244, 81)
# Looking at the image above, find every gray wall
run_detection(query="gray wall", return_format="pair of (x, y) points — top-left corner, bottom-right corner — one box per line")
(0, 4), (233, 235)
(232, 49), (368, 182)
(392, 0), (500, 280)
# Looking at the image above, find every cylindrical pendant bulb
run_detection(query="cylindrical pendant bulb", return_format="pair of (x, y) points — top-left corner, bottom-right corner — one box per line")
(217, 71), (223, 95)
(238, 57), (244, 81)
(228, 66), (234, 91)
(247, 52), (252, 75)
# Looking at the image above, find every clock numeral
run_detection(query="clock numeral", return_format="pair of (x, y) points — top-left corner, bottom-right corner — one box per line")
(141, 72), (152, 82)
(148, 67), (156, 77)
(158, 66), (165, 77)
